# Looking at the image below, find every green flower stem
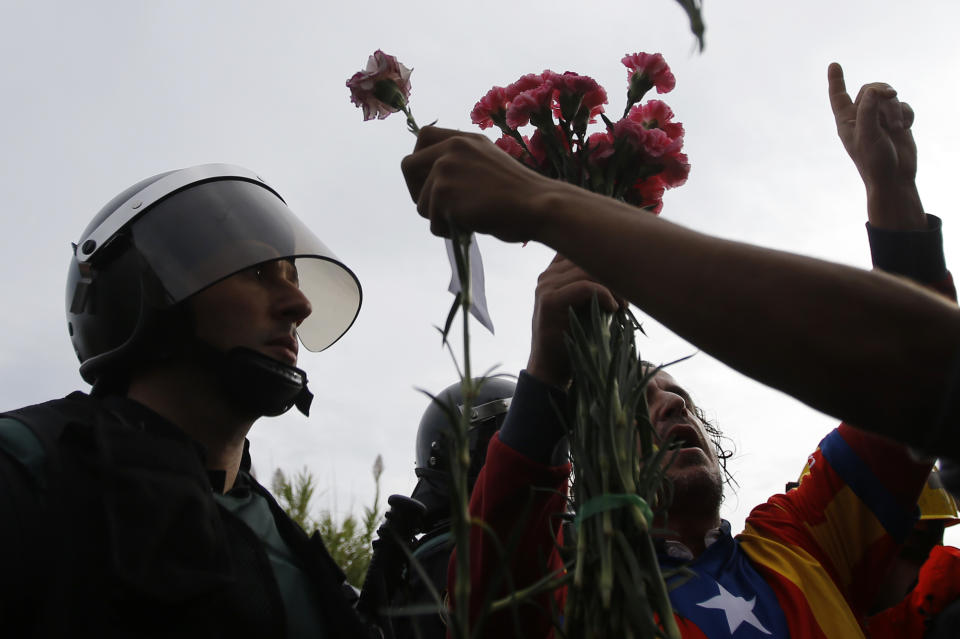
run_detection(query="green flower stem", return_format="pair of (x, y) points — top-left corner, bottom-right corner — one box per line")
(401, 104), (420, 135)
(638, 532), (682, 639)
(450, 232), (473, 639)
(487, 568), (572, 613)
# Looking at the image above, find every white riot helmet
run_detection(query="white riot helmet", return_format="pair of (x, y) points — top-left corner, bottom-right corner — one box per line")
(66, 164), (362, 415)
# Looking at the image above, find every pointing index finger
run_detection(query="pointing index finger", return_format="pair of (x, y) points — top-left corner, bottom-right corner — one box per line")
(827, 62), (853, 122)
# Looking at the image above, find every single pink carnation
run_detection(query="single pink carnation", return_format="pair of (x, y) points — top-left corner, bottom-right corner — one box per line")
(622, 52), (675, 95)
(611, 118), (651, 152)
(506, 83), (555, 129)
(471, 86), (509, 129)
(614, 119), (681, 160)
(546, 71), (608, 123)
(580, 85), (608, 118)
(505, 73), (548, 100)
(585, 131), (615, 167)
(627, 100), (684, 141)
(545, 71), (598, 96)
(644, 127), (683, 158)
(526, 129), (550, 171)
(346, 50), (413, 121)
(627, 176), (666, 214)
(660, 151), (691, 189)
(494, 135), (527, 161)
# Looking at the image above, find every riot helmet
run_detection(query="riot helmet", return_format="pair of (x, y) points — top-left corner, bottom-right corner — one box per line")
(66, 164), (362, 415)
(410, 376), (515, 529)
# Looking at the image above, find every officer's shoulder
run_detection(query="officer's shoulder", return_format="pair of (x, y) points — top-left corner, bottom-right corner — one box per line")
(0, 392), (96, 483)
(4, 391), (98, 431)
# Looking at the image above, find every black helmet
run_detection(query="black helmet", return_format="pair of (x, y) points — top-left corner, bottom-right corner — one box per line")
(410, 377), (515, 529)
(66, 164), (362, 402)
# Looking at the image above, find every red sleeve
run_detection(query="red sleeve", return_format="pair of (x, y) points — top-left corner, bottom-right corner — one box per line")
(448, 433), (570, 638)
(866, 545), (960, 639)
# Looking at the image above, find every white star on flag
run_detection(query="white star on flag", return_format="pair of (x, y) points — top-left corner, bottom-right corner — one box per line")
(696, 582), (772, 635)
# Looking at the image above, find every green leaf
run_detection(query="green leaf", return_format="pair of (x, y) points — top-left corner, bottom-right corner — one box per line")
(442, 292), (463, 345)
(673, 0), (706, 51)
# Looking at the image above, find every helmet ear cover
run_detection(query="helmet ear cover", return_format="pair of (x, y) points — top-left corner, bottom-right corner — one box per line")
(70, 234), (191, 388)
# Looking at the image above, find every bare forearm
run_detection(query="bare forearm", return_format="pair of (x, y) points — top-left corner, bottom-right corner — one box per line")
(401, 126), (959, 452)
(530, 183), (960, 450)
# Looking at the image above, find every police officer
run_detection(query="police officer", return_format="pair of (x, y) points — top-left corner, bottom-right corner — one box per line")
(0, 165), (370, 637)
(391, 377), (515, 639)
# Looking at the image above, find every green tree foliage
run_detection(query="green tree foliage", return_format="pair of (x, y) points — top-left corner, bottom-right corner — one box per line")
(271, 466), (317, 531)
(273, 455), (384, 587)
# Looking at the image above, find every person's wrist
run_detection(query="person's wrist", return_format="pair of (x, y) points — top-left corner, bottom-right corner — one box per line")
(865, 181), (925, 231)
(526, 352), (570, 390)
(529, 179), (586, 245)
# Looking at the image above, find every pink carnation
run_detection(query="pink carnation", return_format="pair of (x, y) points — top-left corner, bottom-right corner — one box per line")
(614, 119), (681, 160)
(622, 52), (675, 95)
(346, 50), (413, 121)
(627, 100), (684, 141)
(627, 176), (666, 214)
(580, 85), (608, 118)
(545, 71), (597, 96)
(506, 83), (555, 129)
(471, 86), (509, 130)
(643, 127), (682, 158)
(585, 131), (615, 167)
(505, 73), (548, 100)
(526, 129), (550, 170)
(546, 71), (608, 122)
(660, 152), (691, 189)
(611, 118), (650, 152)
(494, 134), (527, 161)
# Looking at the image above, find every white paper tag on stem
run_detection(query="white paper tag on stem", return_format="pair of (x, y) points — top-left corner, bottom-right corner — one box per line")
(445, 235), (495, 334)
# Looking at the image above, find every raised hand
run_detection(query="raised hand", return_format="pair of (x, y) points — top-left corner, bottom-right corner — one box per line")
(526, 253), (623, 388)
(828, 62), (924, 230)
(401, 126), (570, 242)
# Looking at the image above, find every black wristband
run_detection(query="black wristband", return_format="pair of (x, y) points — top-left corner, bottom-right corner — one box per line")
(867, 214), (946, 283)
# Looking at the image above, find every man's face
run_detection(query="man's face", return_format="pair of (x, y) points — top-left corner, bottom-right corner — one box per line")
(644, 369), (723, 503)
(191, 259), (312, 366)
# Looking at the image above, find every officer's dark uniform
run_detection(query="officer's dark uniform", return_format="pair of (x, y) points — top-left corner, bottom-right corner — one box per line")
(0, 393), (371, 637)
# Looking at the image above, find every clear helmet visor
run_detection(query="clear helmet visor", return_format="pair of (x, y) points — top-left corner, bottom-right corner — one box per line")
(127, 179), (361, 351)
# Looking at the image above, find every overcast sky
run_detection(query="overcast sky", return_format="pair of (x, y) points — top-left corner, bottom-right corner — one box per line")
(2, 1), (959, 545)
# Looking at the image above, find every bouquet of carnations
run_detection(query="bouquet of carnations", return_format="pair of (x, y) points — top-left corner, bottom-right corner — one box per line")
(471, 54), (688, 213)
(469, 56), (687, 639)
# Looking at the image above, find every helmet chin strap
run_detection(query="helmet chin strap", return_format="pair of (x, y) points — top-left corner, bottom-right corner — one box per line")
(191, 340), (314, 417)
